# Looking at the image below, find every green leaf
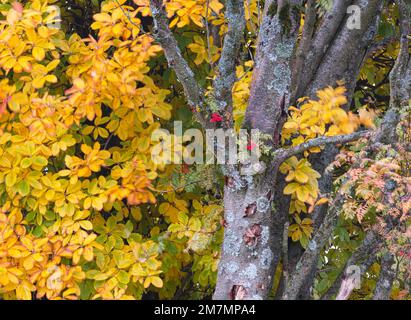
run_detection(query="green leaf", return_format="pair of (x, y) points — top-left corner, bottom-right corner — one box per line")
(32, 225), (43, 237)
(0, 4), (12, 11)
(80, 280), (94, 300)
(17, 180), (30, 196)
(316, 277), (329, 293)
(25, 211), (36, 222)
(299, 233), (309, 249)
(44, 210), (56, 221)
(20, 158), (33, 169)
(178, 212), (189, 225)
(117, 270), (130, 284)
(188, 217), (201, 232)
(32, 156), (48, 168)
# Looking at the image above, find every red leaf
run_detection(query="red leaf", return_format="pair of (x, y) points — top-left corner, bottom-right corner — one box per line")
(243, 223), (262, 246)
(0, 96), (9, 115)
(247, 142), (257, 151)
(12, 2), (23, 14)
(244, 202), (257, 217)
(230, 285), (247, 300)
(210, 113), (223, 123)
(225, 176), (234, 188)
(181, 163), (190, 174)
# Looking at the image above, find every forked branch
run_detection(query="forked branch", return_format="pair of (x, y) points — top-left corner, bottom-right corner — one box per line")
(274, 130), (371, 165)
(149, 0), (206, 126)
(213, 0), (246, 117)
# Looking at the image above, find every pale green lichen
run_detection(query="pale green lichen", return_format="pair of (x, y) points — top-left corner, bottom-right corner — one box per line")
(256, 196), (270, 212)
(267, 64), (291, 94)
(275, 40), (294, 59)
(223, 230), (242, 256)
(225, 262), (239, 274)
(261, 248), (273, 269)
(261, 226), (269, 246)
(308, 239), (317, 251)
(239, 263), (258, 281)
(226, 170), (246, 192)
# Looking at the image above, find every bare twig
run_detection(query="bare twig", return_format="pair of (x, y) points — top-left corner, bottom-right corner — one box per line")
(150, 179), (204, 194)
(283, 192), (345, 299)
(274, 130), (371, 165)
(291, 0), (316, 103)
(213, 0), (246, 119)
(103, 132), (114, 150)
(115, 0), (146, 33)
(364, 35), (398, 61)
(282, 221), (290, 289)
(297, 0), (352, 98)
(149, 0), (207, 127)
(205, 0), (214, 69)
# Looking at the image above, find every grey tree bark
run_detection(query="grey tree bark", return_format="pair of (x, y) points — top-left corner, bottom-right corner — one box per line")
(373, 253), (396, 300)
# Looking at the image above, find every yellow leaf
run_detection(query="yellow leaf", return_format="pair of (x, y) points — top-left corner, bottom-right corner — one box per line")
(146, 276), (163, 288)
(285, 171), (295, 181)
(296, 187), (309, 202)
(83, 246), (94, 261)
(79, 220), (93, 231)
(5, 171), (17, 187)
(290, 229), (302, 242)
(315, 198), (329, 206)
(83, 233), (97, 246)
(23, 257), (34, 270)
(32, 47), (45, 61)
(294, 170), (309, 183)
(16, 284), (32, 300)
(283, 183), (299, 195)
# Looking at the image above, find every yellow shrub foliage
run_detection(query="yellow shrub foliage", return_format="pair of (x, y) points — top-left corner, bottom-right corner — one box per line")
(0, 0), (223, 300)
(280, 86), (375, 247)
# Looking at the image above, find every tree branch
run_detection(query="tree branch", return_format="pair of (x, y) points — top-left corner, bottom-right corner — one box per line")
(373, 252), (395, 300)
(364, 35), (398, 61)
(303, 0), (383, 99)
(390, 0), (410, 103)
(282, 221), (290, 289)
(244, 0), (302, 135)
(149, 0), (207, 126)
(297, 0), (352, 98)
(282, 191), (345, 299)
(372, 0), (410, 145)
(213, 0), (245, 119)
(332, 230), (380, 300)
(275, 130), (371, 164)
(291, 0), (316, 103)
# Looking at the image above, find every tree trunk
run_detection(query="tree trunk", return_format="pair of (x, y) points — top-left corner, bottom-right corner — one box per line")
(213, 173), (285, 299)
(213, 0), (302, 299)
(373, 253), (395, 300)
